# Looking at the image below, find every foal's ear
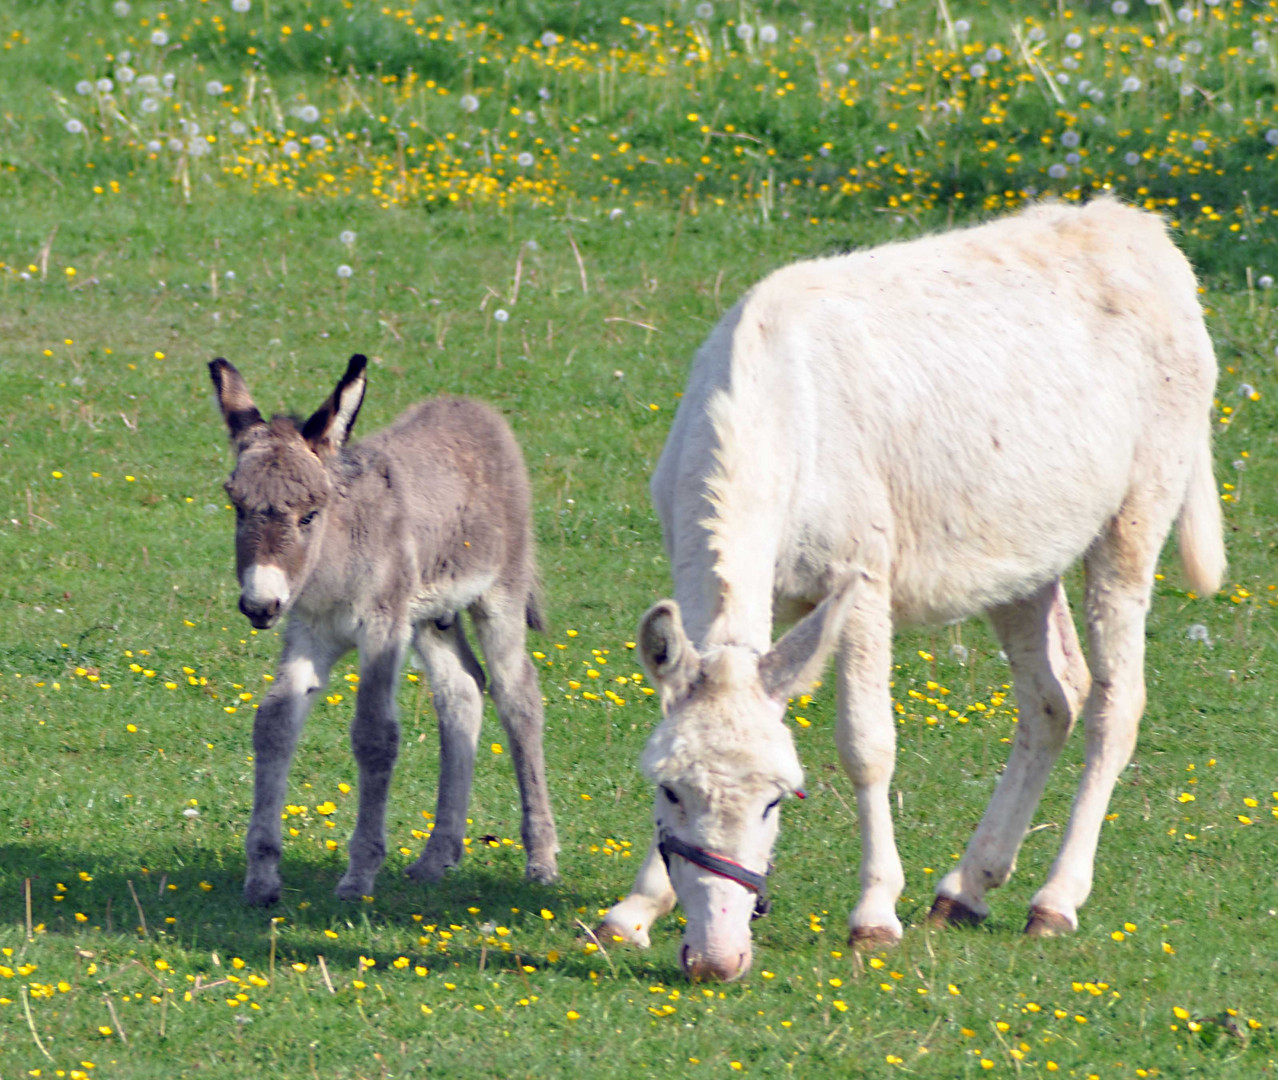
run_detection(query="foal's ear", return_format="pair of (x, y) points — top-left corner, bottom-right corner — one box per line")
(638, 600), (702, 709)
(209, 358), (264, 450)
(758, 570), (861, 703)
(303, 354), (368, 457)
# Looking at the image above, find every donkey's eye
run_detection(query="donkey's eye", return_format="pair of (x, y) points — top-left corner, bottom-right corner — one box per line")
(660, 785), (680, 806)
(763, 797), (781, 819)
(298, 510), (319, 528)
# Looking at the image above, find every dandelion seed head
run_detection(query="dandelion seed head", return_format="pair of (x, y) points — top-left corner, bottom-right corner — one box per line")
(229, 119), (247, 135)
(309, 134), (327, 150)
(65, 119), (85, 134)
(75, 80), (93, 96)
(736, 22), (754, 41)
(297, 104), (320, 123)
(1257, 276), (1273, 289)
(282, 139), (300, 156)
(759, 24), (778, 44)
(494, 308), (510, 323)
(540, 31), (559, 48)
(695, 2), (714, 18)
(517, 151), (535, 167)
(1124, 151), (1141, 166)
(232, 0), (252, 11)
(985, 47), (1003, 63)
(1065, 31), (1083, 48)
(1122, 76), (1142, 92)
(151, 28), (169, 46)
(117, 66), (135, 84)
(97, 78), (114, 94)
(206, 80), (224, 96)
(1112, 0), (1129, 13)
(1061, 130), (1081, 148)
(336, 264), (353, 279)
(340, 230), (357, 245)
(113, 0), (131, 14)
(459, 93), (479, 113)
(1186, 623), (1211, 645)
(955, 18), (971, 32)
(969, 63), (987, 78)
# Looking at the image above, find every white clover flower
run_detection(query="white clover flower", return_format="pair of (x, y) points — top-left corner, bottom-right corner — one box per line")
(117, 66), (135, 84)
(1048, 162), (1068, 178)
(1124, 151), (1141, 165)
(968, 63), (987, 78)
(540, 30), (559, 48)
(151, 28), (169, 46)
(113, 0), (131, 14)
(229, 119), (247, 135)
(336, 264), (353, 279)
(1061, 129), (1081, 147)
(759, 24), (778, 44)
(695, 2), (714, 18)
(736, 22), (754, 41)
(1122, 76), (1142, 92)
(97, 77), (114, 93)
(232, 0), (252, 11)
(282, 139), (300, 155)
(494, 308), (510, 323)
(65, 119), (85, 134)
(309, 134), (327, 150)
(75, 80), (93, 96)
(985, 47), (1003, 62)
(517, 151), (534, 167)
(340, 229), (357, 245)
(459, 93), (479, 113)
(140, 97), (160, 114)
(1065, 31), (1083, 48)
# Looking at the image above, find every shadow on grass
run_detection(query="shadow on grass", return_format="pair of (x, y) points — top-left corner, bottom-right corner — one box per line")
(0, 839), (635, 974)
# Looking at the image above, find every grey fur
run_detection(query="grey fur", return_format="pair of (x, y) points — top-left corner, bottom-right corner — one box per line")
(210, 354), (559, 905)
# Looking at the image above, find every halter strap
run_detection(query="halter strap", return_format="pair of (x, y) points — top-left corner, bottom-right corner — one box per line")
(658, 828), (773, 919)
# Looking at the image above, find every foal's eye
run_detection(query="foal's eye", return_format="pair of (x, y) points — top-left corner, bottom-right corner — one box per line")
(298, 510), (319, 528)
(660, 785), (680, 806)
(763, 797), (781, 819)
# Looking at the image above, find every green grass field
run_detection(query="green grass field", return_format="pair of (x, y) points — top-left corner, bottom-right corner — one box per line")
(1, 1), (1276, 1077)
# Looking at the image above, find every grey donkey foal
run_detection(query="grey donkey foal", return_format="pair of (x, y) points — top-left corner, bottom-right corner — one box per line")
(209, 354), (559, 904)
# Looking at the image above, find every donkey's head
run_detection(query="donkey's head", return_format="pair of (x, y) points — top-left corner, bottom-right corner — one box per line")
(209, 354), (367, 629)
(637, 580), (856, 982)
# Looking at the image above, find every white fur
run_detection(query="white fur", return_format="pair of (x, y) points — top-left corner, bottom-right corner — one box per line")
(241, 563), (291, 612)
(602, 198), (1224, 974)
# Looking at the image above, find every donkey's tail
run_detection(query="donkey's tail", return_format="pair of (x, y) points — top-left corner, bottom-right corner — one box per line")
(526, 589), (547, 634)
(1176, 432), (1225, 595)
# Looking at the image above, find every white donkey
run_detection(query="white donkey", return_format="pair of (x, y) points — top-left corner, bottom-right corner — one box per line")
(599, 198), (1224, 981)
(210, 354), (559, 905)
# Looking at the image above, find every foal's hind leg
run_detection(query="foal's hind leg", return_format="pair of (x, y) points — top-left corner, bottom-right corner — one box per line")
(930, 580), (1090, 928)
(472, 594), (560, 884)
(405, 621), (485, 883)
(337, 631), (408, 901)
(1026, 510), (1165, 935)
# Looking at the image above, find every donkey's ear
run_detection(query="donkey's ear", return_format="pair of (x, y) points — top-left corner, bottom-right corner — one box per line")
(209, 358), (264, 450)
(638, 600), (702, 710)
(758, 570), (862, 703)
(303, 354), (367, 456)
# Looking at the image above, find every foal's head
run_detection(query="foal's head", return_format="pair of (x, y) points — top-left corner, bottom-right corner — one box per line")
(209, 355), (367, 629)
(637, 582), (853, 982)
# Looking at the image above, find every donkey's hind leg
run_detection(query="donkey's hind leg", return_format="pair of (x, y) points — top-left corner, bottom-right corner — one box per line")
(1026, 505), (1167, 935)
(472, 593), (560, 884)
(405, 620), (485, 883)
(337, 632), (408, 901)
(930, 580), (1090, 928)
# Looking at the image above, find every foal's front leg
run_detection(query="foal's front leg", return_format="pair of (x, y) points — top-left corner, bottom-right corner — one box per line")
(337, 632), (407, 901)
(245, 622), (342, 906)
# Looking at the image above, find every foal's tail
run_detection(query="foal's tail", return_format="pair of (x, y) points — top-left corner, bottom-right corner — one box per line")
(1176, 433), (1226, 596)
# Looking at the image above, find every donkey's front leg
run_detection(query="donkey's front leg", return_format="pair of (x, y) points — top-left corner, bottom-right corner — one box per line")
(337, 636), (406, 901)
(835, 584), (906, 948)
(597, 825), (677, 949)
(245, 622), (342, 906)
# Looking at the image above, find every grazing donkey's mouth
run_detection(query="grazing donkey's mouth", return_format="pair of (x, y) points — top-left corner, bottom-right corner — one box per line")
(239, 595), (283, 629)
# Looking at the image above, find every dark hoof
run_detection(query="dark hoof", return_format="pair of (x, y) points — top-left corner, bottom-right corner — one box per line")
(243, 880), (281, 907)
(927, 894), (986, 929)
(405, 848), (460, 883)
(1024, 906), (1074, 937)
(849, 925), (902, 950)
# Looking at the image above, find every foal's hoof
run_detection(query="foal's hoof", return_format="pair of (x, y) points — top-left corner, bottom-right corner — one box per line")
(1024, 906), (1075, 938)
(926, 894), (986, 929)
(335, 875), (376, 902)
(524, 856), (560, 885)
(849, 924), (902, 950)
(405, 846), (461, 884)
(243, 878), (281, 907)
